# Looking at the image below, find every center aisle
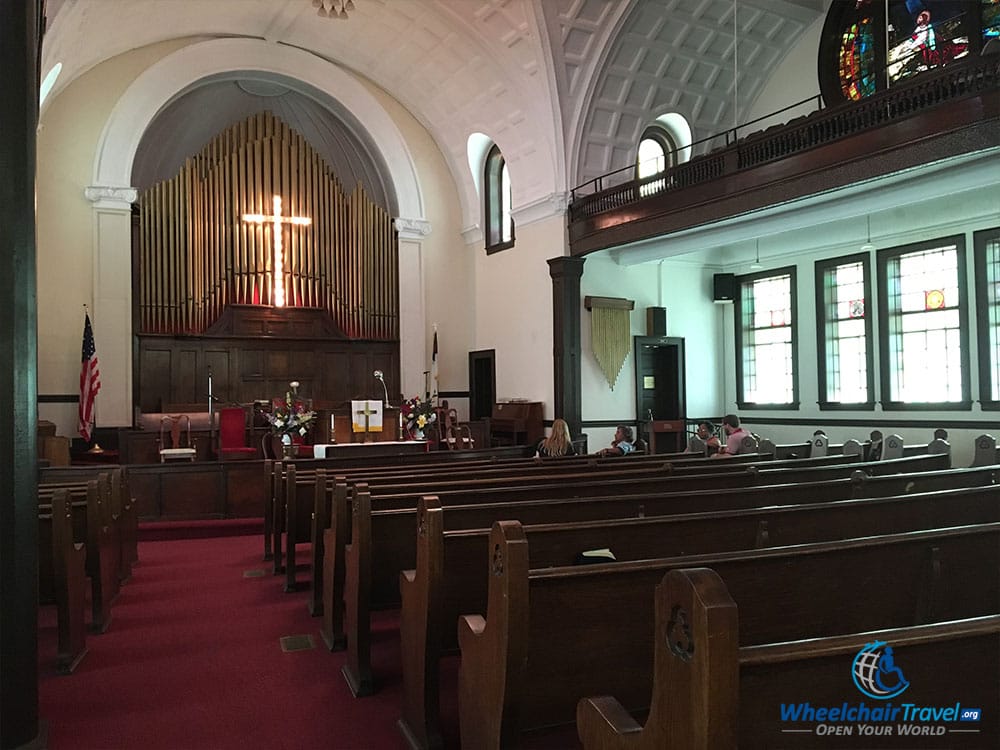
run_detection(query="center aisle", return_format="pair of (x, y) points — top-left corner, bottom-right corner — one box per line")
(40, 533), (411, 750)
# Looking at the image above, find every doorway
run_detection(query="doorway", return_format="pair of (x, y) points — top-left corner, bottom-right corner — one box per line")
(634, 336), (686, 452)
(468, 349), (496, 421)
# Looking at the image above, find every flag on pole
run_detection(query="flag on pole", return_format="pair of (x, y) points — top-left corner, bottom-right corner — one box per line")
(431, 325), (439, 405)
(78, 312), (101, 442)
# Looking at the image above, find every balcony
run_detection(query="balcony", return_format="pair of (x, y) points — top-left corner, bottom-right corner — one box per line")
(568, 55), (1000, 257)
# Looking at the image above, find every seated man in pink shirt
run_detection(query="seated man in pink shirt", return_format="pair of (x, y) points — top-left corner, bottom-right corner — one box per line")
(713, 414), (749, 458)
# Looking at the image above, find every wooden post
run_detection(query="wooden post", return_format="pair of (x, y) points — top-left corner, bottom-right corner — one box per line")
(0, 0), (41, 747)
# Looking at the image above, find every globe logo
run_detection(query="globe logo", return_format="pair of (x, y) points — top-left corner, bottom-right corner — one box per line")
(852, 640), (910, 700)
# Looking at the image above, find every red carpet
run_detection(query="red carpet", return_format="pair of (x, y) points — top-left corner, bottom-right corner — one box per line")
(39, 534), (411, 749)
(38, 530), (582, 749)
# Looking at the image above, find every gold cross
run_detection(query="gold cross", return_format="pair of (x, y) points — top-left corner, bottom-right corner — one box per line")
(242, 195), (311, 308)
(355, 401), (378, 441)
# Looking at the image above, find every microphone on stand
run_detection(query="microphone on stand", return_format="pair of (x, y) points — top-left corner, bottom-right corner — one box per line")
(373, 370), (390, 406)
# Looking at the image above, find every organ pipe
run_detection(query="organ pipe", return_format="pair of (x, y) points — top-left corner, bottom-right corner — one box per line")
(137, 111), (398, 339)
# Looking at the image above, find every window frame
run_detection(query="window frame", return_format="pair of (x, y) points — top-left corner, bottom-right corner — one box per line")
(636, 126), (676, 175)
(815, 252), (876, 411)
(876, 234), (971, 410)
(483, 143), (514, 254)
(974, 226), (1000, 410)
(735, 265), (800, 411)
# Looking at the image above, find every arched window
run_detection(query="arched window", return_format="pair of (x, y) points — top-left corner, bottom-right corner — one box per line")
(636, 127), (676, 197)
(819, 0), (993, 104)
(484, 144), (514, 253)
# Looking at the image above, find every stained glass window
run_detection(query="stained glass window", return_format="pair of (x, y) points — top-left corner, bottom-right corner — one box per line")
(736, 270), (797, 407)
(817, 255), (873, 407)
(984, 0), (1000, 45)
(887, 1), (970, 85)
(878, 238), (969, 406)
(839, 16), (876, 100)
(820, 1), (993, 103)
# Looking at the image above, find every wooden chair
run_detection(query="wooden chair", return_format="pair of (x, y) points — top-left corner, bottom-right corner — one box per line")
(158, 415), (196, 462)
(216, 406), (256, 460)
(441, 406), (474, 450)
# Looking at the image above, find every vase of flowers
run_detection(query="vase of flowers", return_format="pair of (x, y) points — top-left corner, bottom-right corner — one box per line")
(266, 381), (317, 458)
(401, 396), (436, 440)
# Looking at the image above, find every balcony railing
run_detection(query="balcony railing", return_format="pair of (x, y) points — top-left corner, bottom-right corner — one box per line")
(569, 55), (1000, 223)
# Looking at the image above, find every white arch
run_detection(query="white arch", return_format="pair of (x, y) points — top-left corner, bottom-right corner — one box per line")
(94, 37), (424, 220)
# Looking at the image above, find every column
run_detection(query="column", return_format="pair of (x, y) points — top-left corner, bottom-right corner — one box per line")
(84, 186), (138, 427)
(548, 256), (585, 440)
(395, 217), (432, 403)
(0, 0), (41, 747)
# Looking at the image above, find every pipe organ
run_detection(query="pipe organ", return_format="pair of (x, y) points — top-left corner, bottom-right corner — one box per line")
(137, 111), (398, 340)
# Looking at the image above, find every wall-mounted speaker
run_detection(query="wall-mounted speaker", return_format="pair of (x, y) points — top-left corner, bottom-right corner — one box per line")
(713, 273), (736, 302)
(646, 307), (666, 337)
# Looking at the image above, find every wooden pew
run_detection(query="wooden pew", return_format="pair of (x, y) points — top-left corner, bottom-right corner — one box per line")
(329, 453), (958, 657)
(261, 447), (534, 559)
(399, 482), (1000, 749)
(39, 465), (137, 584)
(577, 568), (1000, 749)
(38, 474), (120, 633)
(457, 520), (1000, 747)
(279, 449), (799, 591)
(37, 488), (88, 673)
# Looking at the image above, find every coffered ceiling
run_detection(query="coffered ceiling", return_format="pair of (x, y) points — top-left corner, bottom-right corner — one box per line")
(41, 0), (827, 220)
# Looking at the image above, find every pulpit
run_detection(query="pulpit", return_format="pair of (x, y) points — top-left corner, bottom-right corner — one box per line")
(311, 403), (402, 444)
(645, 418), (686, 454)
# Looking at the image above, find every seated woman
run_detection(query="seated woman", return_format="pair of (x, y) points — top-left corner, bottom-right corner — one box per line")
(596, 424), (636, 457)
(687, 421), (721, 456)
(535, 418), (577, 457)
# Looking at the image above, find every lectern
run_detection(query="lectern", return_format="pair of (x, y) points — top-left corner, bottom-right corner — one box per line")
(646, 419), (685, 454)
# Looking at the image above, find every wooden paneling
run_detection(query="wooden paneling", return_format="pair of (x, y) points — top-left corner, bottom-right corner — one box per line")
(174, 348), (200, 404)
(127, 462), (261, 520)
(138, 306), (398, 418)
(160, 469), (223, 518)
(225, 464), (268, 518)
(142, 349), (173, 412)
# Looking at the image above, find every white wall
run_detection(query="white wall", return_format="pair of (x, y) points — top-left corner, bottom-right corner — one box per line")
(578, 253), (726, 449)
(472, 213), (565, 421)
(715, 184), (1000, 468)
(745, 10), (826, 129)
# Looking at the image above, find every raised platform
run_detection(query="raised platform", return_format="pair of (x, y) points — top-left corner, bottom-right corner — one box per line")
(139, 518), (264, 542)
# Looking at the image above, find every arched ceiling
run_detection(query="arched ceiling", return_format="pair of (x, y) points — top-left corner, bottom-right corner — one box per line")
(42, 0), (826, 225)
(130, 77), (395, 211)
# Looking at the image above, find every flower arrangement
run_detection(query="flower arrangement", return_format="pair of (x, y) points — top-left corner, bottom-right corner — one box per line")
(265, 381), (317, 438)
(401, 396), (436, 437)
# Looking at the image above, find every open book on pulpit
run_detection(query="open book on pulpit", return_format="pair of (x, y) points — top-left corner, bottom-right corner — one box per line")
(351, 400), (383, 434)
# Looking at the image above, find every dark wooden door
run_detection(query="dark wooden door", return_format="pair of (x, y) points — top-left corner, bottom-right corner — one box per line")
(468, 349), (496, 421)
(634, 336), (686, 452)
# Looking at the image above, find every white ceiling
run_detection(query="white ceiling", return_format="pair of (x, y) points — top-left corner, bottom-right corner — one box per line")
(41, 0), (827, 227)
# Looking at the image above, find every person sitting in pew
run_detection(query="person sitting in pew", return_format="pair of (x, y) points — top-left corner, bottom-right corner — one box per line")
(713, 414), (749, 458)
(687, 421), (721, 456)
(596, 425), (635, 457)
(535, 418), (577, 458)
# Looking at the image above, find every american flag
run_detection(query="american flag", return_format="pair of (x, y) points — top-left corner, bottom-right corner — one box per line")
(430, 326), (439, 404)
(78, 312), (101, 441)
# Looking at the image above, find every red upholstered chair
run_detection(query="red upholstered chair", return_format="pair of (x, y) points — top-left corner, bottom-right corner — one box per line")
(217, 407), (257, 460)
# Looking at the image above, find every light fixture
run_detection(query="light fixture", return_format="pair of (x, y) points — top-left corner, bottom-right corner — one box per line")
(314, 0), (355, 19)
(860, 215), (875, 252)
(750, 238), (762, 270)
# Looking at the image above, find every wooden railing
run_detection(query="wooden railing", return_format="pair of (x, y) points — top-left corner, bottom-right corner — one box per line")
(570, 55), (1000, 223)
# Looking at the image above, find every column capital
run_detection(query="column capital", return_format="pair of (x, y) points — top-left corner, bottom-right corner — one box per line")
(84, 185), (138, 210)
(547, 255), (586, 280)
(394, 217), (432, 240)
